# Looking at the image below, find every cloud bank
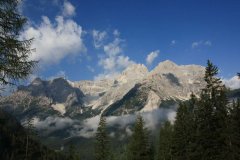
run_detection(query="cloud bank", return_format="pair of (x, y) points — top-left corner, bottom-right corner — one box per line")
(223, 76), (240, 90)
(32, 107), (176, 139)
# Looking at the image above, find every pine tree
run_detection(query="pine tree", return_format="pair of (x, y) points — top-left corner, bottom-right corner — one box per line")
(22, 117), (37, 160)
(95, 116), (110, 160)
(67, 144), (80, 160)
(0, 0), (36, 86)
(227, 99), (240, 160)
(158, 121), (173, 160)
(171, 102), (195, 160)
(127, 115), (150, 160)
(193, 60), (228, 160)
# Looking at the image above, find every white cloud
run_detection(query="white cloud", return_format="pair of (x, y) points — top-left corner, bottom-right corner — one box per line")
(92, 30), (107, 48)
(117, 55), (134, 68)
(170, 40), (176, 46)
(76, 116), (100, 138)
(113, 29), (120, 37)
(103, 38), (123, 56)
(73, 107), (176, 138)
(95, 33), (135, 80)
(98, 54), (133, 72)
(96, 55), (134, 80)
(31, 107), (177, 138)
(192, 40), (212, 48)
(96, 55), (135, 80)
(146, 50), (159, 65)
(21, 15), (85, 66)
(33, 116), (74, 134)
(223, 76), (240, 90)
(99, 57), (116, 71)
(62, 0), (75, 17)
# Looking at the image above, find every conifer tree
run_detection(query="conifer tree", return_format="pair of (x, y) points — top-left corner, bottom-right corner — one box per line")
(0, 0), (36, 86)
(127, 115), (150, 160)
(67, 144), (80, 160)
(193, 60), (228, 160)
(171, 102), (195, 160)
(227, 99), (240, 160)
(95, 116), (110, 160)
(22, 117), (36, 160)
(158, 121), (173, 160)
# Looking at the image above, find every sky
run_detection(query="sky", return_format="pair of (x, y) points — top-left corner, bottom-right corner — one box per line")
(19, 0), (240, 83)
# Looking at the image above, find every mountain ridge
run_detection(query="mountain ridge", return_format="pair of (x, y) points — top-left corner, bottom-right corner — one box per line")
(0, 60), (206, 119)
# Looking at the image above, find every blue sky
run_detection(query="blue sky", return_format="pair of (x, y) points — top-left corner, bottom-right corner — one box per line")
(20, 0), (240, 81)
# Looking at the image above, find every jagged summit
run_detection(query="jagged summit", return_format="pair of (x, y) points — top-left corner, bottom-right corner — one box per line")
(116, 63), (148, 84)
(151, 60), (204, 76)
(1, 60), (206, 119)
(157, 60), (177, 67)
(122, 63), (148, 75)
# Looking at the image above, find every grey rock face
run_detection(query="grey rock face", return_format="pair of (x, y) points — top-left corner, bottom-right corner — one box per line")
(1, 60), (206, 118)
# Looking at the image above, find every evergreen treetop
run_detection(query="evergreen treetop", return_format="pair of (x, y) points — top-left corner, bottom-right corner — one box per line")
(0, 0), (36, 85)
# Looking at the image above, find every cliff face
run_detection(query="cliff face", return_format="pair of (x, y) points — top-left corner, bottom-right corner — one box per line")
(0, 60), (206, 119)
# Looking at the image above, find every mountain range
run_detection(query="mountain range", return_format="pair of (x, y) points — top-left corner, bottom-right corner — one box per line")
(1, 60), (240, 159)
(0, 60), (206, 119)
(0, 60), (209, 155)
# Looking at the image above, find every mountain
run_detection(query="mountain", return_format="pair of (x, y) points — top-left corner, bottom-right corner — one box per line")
(0, 60), (208, 156)
(2, 60), (240, 159)
(102, 61), (205, 116)
(72, 60), (205, 116)
(0, 60), (207, 122)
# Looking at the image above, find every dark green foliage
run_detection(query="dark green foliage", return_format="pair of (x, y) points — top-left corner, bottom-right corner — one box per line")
(158, 121), (173, 160)
(95, 116), (110, 160)
(0, 109), (67, 160)
(67, 144), (81, 160)
(171, 102), (195, 160)
(0, 0), (36, 85)
(158, 99), (179, 109)
(193, 60), (229, 160)
(165, 60), (232, 160)
(127, 115), (150, 160)
(227, 99), (240, 160)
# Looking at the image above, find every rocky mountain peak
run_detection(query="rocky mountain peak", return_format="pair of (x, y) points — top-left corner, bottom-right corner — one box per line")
(2, 60), (207, 120)
(122, 63), (148, 75)
(116, 64), (148, 84)
(159, 60), (177, 66)
(151, 60), (177, 74)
